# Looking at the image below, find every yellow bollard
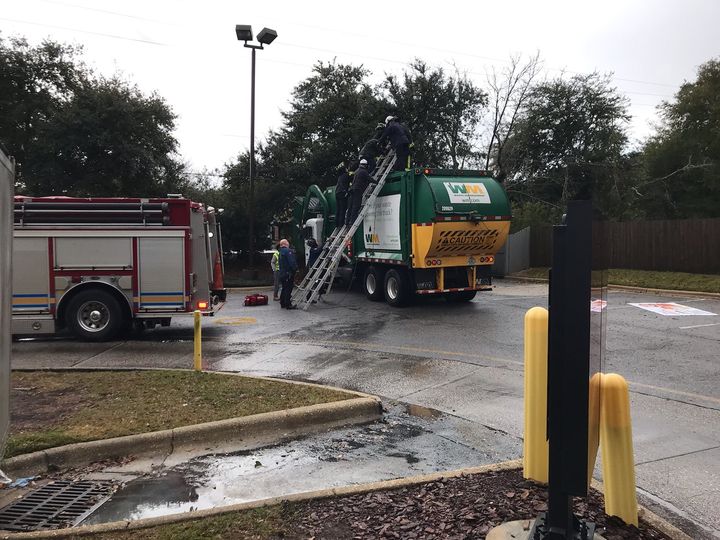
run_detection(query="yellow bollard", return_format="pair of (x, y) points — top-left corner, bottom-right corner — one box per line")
(193, 310), (202, 372)
(523, 307), (549, 483)
(587, 372), (602, 485)
(600, 373), (638, 526)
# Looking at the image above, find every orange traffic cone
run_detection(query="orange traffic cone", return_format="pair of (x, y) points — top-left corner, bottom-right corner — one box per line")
(212, 252), (224, 290)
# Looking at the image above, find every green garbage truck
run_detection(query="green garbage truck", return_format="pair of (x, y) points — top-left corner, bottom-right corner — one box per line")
(275, 167), (511, 306)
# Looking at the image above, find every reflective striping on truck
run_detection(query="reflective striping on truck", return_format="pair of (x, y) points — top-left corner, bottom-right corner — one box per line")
(136, 291), (186, 307)
(12, 294), (50, 309)
(416, 286), (492, 294)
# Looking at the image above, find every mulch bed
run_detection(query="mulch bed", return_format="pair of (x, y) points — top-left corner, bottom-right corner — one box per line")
(285, 468), (670, 540)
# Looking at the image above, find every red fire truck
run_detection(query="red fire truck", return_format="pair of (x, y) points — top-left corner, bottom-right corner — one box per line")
(12, 195), (226, 341)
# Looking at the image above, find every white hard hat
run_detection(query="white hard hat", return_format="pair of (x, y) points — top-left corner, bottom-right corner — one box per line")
(385, 115), (395, 125)
(359, 158), (368, 167)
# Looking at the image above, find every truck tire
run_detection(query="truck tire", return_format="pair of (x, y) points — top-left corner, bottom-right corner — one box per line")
(364, 266), (384, 301)
(384, 268), (410, 307)
(445, 290), (477, 303)
(65, 289), (125, 341)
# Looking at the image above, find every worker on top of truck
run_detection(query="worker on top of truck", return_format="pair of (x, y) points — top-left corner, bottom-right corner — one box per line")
(335, 162), (351, 228)
(373, 122), (385, 139)
(358, 138), (382, 174)
(379, 115), (413, 171)
(346, 158), (370, 227)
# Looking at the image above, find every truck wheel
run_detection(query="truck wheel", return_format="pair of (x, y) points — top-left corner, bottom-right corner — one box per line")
(384, 268), (410, 307)
(65, 289), (125, 341)
(364, 266), (384, 301)
(445, 290), (477, 303)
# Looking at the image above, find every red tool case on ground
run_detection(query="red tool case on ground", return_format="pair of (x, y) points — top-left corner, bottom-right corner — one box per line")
(244, 294), (269, 306)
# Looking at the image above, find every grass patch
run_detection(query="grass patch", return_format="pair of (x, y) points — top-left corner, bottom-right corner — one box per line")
(6, 371), (353, 458)
(91, 505), (293, 540)
(512, 268), (720, 293)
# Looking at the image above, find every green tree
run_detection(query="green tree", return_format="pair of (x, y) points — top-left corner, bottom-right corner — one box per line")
(25, 77), (183, 196)
(503, 72), (633, 219)
(0, 35), (84, 187)
(0, 35), (184, 197)
(640, 58), (720, 218)
(262, 60), (388, 191)
(384, 60), (487, 168)
(224, 61), (388, 253)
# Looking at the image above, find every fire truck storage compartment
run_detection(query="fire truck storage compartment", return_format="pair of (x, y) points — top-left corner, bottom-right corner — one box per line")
(12, 237), (50, 313)
(138, 236), (185, 310)
(55, 237), (132, 269)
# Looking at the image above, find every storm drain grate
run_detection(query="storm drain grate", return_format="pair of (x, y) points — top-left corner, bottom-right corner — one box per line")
(0, 480), (116, 531)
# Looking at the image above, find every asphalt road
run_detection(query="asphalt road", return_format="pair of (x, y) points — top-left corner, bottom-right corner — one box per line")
(11, 280), (720, 538)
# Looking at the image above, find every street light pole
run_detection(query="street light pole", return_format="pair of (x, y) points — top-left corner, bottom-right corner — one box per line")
(235, 25), (277, 269)
(249, 46), (256, 267)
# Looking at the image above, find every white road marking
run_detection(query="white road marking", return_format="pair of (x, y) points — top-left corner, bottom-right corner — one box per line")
(679, 322), (720, 330)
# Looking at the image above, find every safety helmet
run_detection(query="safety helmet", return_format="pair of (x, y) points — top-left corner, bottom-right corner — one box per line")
(359, 158), (368, 167)
(385, 115), (396, 125)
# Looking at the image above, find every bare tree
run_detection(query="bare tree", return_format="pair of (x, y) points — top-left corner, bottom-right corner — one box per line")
(484, 52), (542, 179)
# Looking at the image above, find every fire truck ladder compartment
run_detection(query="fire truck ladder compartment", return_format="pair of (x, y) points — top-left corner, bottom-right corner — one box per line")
(13, 201), (171, 226)
(292, 150), (397, 310)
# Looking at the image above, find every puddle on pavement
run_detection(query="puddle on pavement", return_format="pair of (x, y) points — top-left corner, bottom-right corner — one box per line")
(83, 402), (518, 525)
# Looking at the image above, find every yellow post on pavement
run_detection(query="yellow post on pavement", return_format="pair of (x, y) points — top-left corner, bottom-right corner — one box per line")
(600, 373), (638, 526)
(587, 372), (602, 484)
(523, 306), (549, 483)
(193, 310), (202, 372)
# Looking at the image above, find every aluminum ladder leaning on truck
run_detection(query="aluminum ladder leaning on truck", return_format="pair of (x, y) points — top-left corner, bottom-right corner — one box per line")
(11, 195), (227, 341)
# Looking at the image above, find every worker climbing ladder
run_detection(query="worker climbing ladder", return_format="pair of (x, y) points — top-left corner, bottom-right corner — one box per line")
(291, 150), (397, 310)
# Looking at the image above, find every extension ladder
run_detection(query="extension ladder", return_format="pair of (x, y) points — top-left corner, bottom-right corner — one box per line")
(291, 150), (397, 310)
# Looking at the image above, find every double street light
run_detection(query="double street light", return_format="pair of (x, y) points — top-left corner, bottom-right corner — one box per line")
(235, 24), (278, 267)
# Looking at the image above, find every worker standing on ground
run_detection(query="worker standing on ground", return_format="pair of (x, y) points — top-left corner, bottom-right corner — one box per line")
(346, 159), (371, 227)
(379, 116), (413, 171)
(335, 162), (351, 228)
(278, 238), (298, 309)
(270, 243), (280, 301)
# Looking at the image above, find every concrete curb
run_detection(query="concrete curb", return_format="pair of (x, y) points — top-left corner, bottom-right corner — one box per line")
(2, 392), (381, 478)
(589, 479), (692, 540)
(505, 275), (720, 299)
(0, 461), (690, 539)
(607, 284), (720, 299)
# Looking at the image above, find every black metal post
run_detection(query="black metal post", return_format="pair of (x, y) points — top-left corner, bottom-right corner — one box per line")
(248, 46), (256, 267)
(531, 200), (596, 540)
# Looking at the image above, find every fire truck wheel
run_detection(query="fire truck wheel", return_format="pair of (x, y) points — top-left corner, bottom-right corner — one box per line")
(384, 268), (410, 307)
(445, 290), (477, 303)
(364, 266), (385, 301)
(65, 289), (125, 341)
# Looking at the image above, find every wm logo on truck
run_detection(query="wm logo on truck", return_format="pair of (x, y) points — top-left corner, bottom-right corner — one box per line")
(365, 233), (380, 244)
(447, 183), (484, 195)
(444, 182), (491, 204)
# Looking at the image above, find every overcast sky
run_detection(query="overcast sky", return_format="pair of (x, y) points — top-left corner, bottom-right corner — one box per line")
(2, 0), (719, 174)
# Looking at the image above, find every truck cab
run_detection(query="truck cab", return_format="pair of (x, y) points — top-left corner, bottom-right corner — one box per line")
(302, 217), (324, 267)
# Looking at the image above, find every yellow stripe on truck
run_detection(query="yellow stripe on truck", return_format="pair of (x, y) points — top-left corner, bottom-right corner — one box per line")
(411, 221), (510, 269)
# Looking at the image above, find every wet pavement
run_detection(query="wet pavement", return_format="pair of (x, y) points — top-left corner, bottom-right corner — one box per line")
(84, 402), (520, 524)
(10, 281), (720, 538)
